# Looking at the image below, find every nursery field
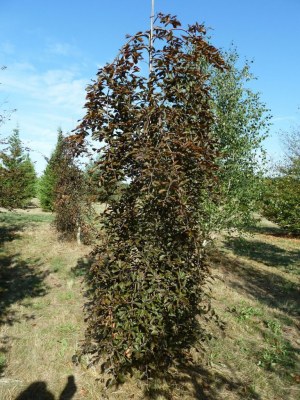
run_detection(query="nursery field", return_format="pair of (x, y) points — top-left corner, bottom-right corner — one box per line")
(0, 208), (299, 399)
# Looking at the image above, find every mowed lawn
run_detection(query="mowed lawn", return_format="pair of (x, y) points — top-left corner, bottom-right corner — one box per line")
(0, 209), (299, 399)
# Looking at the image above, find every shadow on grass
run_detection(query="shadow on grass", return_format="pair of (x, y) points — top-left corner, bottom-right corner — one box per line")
(0, 253), (49, 326)
(0, 217), (49, 326)
(71, 256), (93, 278)
(0, 335), (9, 377)
(247, 221), (300, 239)
(15, 375), (77, 400)
(0, 220), (50, 377)
(0, 224), (23, 246)
(210, 248), (300, 318)
(0, 210), (52, 247)
(144, 362), (261, 400)
(225, 237), (300, 274)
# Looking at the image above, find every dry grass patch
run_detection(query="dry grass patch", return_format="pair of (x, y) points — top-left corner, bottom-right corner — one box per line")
(0, 210), (299, 399)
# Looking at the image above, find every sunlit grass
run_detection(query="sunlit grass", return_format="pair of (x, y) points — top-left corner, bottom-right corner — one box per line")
(0, 211), (54, 225)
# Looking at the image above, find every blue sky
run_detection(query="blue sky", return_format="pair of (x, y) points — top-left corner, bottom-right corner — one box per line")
(0, 0), (299, 174)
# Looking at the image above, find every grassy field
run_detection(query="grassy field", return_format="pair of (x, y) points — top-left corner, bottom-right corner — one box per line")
(0, 209), (299, 399)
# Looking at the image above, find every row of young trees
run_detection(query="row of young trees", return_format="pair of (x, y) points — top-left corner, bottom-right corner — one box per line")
(0, 122), (91, 242)
(0, 124), (87, 244)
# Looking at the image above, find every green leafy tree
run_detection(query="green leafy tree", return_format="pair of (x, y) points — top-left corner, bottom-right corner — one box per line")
(39, 129), (64, 211)
(0, 128), (36, 208)
(73, 13), (227, 377)
(262, 127), (300, 234)
(201, 49), (271, 234)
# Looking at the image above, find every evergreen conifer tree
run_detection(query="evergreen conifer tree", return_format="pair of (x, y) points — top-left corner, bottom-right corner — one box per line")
(0, 128), (36, 208)
(21, 154), (37, 201)
(39, 129), (64, 211)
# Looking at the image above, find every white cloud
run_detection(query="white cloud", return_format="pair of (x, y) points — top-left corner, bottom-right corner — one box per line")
(2, 64), (87, 114)
(272, 115), (297, 123)
(1, 62), (89, 173)
(0, 41), (15, 55)
(47, 42), (80, 57)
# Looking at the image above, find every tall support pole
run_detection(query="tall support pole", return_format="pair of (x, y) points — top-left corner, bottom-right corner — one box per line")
(149, 0), (155, 73)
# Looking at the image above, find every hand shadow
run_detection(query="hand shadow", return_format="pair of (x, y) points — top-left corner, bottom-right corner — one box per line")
(59, 375), (77, 400)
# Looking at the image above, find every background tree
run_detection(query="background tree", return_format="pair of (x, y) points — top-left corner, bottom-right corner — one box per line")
(85, 153), (128, 204)
(262, 127), (300, 234)
(280, 126), (300, 177)
(0, 128), (36, 208)
(39, 129), (64, 211)
(53, 137), (90, 243)
(72, 13), (227, 378)
(200, 49), (270, 235)
(21, 154), (37, 201)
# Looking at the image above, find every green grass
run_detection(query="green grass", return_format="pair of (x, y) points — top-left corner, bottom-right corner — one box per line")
(225, 302), (296, 374)
(229, 301), (264, 322)
(58, 291), (75, 302)
(0, 353), (6, 371)
(57, 323), (77, 335)
(31, 299), (51, 310)
(0, 211), (54, 225)
(50, 257), (66, 273)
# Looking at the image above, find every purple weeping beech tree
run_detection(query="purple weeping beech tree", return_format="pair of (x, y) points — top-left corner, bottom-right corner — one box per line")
(71, 12), (226, 378)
